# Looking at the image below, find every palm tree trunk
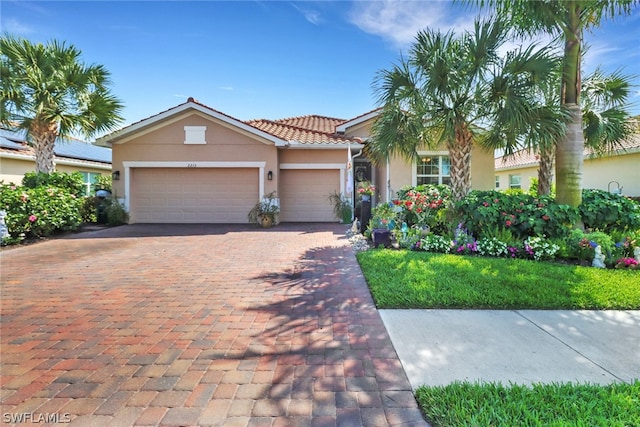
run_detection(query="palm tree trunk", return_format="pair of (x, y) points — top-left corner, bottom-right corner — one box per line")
(30, 121), (59, 173)
(537, 144), (554, 196)
(556, 4), (584, 207)
(449, 126), (473, 201)
(555, 104), (583, 207)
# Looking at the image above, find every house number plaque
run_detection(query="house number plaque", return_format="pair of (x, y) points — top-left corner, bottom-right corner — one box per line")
(187, 163), (197, 168)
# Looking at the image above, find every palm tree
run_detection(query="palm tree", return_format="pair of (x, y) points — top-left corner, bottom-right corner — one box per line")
(494, 67), (634, 196)
(467, 0), (637, 207)
(368, 18), (564, 201)
(0, 35), (123, 173)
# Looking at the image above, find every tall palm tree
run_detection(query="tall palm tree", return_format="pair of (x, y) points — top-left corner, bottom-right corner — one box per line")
(368, 18), (564, 201)
(0, 35), (123, 173)
(493, 67), (634, 196)
(467, 0), (637, 207)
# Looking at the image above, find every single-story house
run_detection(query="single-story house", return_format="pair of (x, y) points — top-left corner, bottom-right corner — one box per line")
(97, 98), (494, 223)
(495, 133), (640, 197)
(0, 127), (112, 195)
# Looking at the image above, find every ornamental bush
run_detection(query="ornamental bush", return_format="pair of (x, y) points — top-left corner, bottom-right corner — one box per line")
(455, 190), (582, 240)
(0, 174), (84, 242)
(22, 171), (85, 195)
(394, 184), (452, 229)
(580, 189), (640, 233)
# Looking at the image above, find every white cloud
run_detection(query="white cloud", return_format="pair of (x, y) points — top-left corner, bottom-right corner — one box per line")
(291, 3), (322, 25)
(2, 18), (35, 35)
(348, 0), (476, 48)
(219, 86), (234, 91)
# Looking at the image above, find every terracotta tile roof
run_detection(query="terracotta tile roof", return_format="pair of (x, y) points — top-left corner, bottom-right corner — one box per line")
(271, 115), (347, 133)
(495, 133), (640, 170)
(100, 97), (369, 146)
(246, 118), (362, 144)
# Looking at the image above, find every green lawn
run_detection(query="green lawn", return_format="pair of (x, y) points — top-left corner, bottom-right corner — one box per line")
(357, 249), (640, 426)
(416, 381), (640, 427)
(356, 250), (640, 310)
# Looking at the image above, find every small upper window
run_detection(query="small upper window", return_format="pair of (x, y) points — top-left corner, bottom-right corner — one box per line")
(495, 176), (500, 189)
(184, 126), (207, 144)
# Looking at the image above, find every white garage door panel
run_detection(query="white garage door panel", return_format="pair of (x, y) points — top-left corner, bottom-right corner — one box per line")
(280, 169), (340, 222)
(131, 168), (258, 223)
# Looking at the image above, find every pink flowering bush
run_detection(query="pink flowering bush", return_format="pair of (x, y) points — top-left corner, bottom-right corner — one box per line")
(0, 173), (84, 242)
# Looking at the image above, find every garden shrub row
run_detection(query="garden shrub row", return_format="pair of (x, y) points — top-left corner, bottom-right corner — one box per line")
(367, 185), (640, 269)
(1, 172), (126, 244)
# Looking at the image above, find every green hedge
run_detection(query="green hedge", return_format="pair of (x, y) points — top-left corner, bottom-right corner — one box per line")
(1, 172), (84, 242)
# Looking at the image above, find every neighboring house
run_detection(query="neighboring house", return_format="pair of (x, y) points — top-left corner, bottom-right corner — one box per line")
(495, 133), (640, 197)
(0, 127), (112, 195)
(97, 98), (494, 224)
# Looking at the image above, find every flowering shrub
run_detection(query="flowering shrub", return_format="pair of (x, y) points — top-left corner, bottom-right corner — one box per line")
(455, 190), (580, 240)
(476, 237), (508, 257)
(0, 182), (83, 241)
(451, 223), (478, 255)
(614, 258), (639, 269)
(394, 184), (451, 229)
(609, 229), (639, 261)
(523, 236), (560, 261)
(370, 202), (399, 230)
(419, 234), (452, 253)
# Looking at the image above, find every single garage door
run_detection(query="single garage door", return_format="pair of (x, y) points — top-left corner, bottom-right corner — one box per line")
(130, 168), (259, 223)
(279, 169), (340, 222)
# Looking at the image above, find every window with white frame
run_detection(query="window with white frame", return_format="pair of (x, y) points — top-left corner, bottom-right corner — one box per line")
(416, 155), (451, 185)
(495, 176), (500, 189)
(509, 174), (521, 189)
(80, 172), (102, 196)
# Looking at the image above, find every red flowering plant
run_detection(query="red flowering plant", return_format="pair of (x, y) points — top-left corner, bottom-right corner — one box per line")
(357, 182), (376, 197)
(393, 185), (451, 230)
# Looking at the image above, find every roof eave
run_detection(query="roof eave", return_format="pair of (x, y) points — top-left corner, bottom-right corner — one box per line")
(96, 101), (287, 146)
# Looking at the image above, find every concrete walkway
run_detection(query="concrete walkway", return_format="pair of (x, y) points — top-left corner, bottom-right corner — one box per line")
(1, 224), (426, 427)
(381, 309), (640, 390)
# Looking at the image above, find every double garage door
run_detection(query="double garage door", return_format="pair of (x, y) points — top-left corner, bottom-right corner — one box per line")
(130, 168), (258, 223)
(129, 167), (341, 223)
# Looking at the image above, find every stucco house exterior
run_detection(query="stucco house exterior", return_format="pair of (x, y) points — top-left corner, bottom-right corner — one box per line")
(0, 127), (112, 195)
(97, 98), (495, 224)
(495, 133), (640, 197)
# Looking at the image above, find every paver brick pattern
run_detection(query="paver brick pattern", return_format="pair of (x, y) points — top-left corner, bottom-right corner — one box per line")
(1, 224), (427, 426)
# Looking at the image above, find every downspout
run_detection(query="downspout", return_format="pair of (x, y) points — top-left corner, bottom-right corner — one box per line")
(351, 147), (364, 219)
(386, 157), (391, 202)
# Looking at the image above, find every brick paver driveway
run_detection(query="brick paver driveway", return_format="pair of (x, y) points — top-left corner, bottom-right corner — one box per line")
(1, 224), (426, 426)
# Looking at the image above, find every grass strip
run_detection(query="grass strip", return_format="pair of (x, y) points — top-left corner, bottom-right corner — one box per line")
(356, 250), (640, 309)
(416, 381), (640, 427)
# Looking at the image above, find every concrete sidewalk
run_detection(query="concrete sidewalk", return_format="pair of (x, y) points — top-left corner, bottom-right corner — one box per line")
(381, 310), (640, 389)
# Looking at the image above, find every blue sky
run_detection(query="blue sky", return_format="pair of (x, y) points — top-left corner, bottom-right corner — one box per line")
(2, 1), (639, 135)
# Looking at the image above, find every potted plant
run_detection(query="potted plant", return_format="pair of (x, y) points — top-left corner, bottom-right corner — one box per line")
(357, 182), (376, 201)
(248, 191), (280, 228)
(328, 191), (353, 224)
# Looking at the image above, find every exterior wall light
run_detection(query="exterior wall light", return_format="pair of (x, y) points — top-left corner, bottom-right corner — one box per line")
(112, 170), (120, 181)
(267, 171), (273, 181)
